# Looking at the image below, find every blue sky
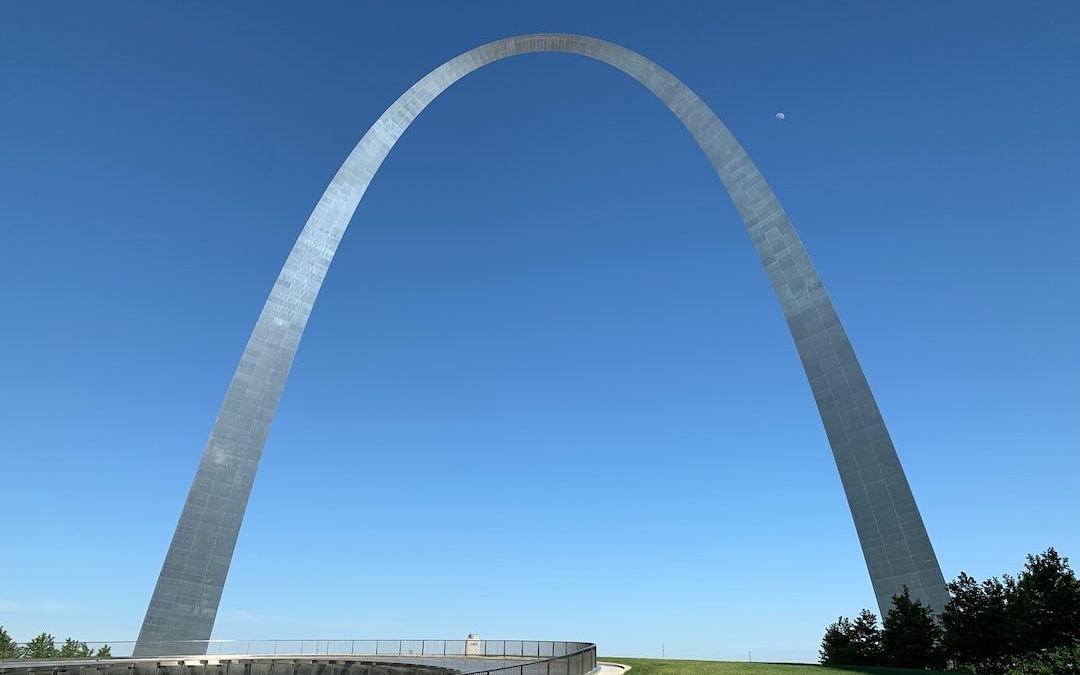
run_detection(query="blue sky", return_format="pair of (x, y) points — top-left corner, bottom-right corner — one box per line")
(1, 0), (1078, 664)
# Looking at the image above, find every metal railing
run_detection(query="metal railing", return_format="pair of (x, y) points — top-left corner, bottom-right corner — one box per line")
(2, 639), (597, 675)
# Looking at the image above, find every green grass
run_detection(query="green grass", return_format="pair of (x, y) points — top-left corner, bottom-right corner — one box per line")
(599, 656), (954, 675)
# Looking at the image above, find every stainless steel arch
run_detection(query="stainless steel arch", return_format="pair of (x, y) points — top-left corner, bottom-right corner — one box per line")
(135, 33), (948, 656)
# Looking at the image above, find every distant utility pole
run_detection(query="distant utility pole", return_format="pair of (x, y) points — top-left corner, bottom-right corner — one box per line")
(661, 643), (665, 658)
(748, 650), (752, 662)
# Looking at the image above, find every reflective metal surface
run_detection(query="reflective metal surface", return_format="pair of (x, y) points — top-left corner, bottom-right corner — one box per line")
(136, 34), (947, 655)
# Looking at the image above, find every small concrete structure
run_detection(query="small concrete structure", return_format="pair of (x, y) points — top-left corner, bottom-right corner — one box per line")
(464, 637), (482, 657)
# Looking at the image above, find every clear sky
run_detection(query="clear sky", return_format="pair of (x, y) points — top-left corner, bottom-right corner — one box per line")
(1, 0), (1078, 664)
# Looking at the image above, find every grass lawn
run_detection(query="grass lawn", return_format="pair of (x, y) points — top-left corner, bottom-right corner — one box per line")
(599, 657), (954, 675)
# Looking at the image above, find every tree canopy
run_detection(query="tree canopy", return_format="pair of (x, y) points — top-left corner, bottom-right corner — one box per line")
(820, 547), (1080, 674)
(0, 628), (111, 660)
(881, 588), (943, 669)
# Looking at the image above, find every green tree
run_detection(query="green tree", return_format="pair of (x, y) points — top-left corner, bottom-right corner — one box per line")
(1033, 640), (1080, 674)
(95, 645), (112, 658)
(0, 626), (19, 659)
(820, 615), (858, 665)
(58, 639), (93, 658)
(1011, 547), (1080, 654)
(882, 587), (944, 669)
(1006, 640), (1080, 674)
(21, 632), (58, 659)
(819, 611), (882, 666)
(941, 571), (1012, 672)
(850, 609), (883, 666)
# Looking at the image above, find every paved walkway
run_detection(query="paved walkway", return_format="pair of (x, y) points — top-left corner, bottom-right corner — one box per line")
(596, 663), (630, 675)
